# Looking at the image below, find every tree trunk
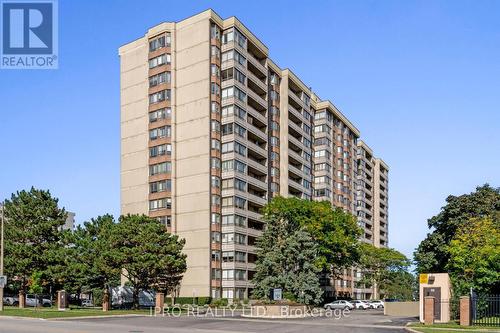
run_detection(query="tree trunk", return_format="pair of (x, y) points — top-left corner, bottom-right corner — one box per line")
(133, 286), (140, 310)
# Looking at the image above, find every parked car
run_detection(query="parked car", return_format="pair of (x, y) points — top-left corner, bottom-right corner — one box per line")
(324, 300), (354, 310)
(352, 300), (371, 310)
(368, 300), (385, 309)
(25, 294), (52, 307)
(81, 299), (94, 307)
(2, 296), (19, 306)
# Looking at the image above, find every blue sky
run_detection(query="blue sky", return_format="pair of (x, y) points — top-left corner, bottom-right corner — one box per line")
(0, 0), (499, 259)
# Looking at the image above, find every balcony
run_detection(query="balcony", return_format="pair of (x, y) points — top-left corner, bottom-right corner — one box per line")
(246, 104), (267, 124)
(246, 87), (267, 110)
(247, 70), (267, 93)
(246, 157), (267, 174)
(246, 53), (267, 77)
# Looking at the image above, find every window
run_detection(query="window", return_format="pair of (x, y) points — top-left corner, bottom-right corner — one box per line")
(315, 176), (331, 185)
(221, 50), (246, 66)
(314, 137), (331, 146)
(157, 215), (171, 227)
(222, 251), (246, 263)
(211, 82), (220, 96)
(315, 188), (331, 198)
(270, 151), (279, 161)
(211, 64), (220, 77)
(222, 159), (246, 173)
(222, 86), (246, 102)
(270, 106), (279, 116)
(222, 196), (246, 209)
(211, 176), (221, 188)
(149, 198), (171, 210)
(149, 54), (171, 68)
(211, 101), (220, 114)
(314, 149), (330, 159)
(211, 157), (221, 169)
(314, 163), (330, 172)
(222, 178), (246, 191)
(149, 108), (171, 122)
(314, 124), (330, 134)
(303, 124), (311, 135)
(270, 136), (279, 146)
(222, 28), (246, 48)
(222, 142), (246, 156)
(222, 123), (246, 138)
(149, 36), (164, 51)
(222, 233), (246, 245)
(149, 126), (171, 140)
(211, 139), (221, 151)
(211, 232), (221, 243)
(149, 72), (171, 87)
(270, 73), (279, 85)
(149, 33), (171, 51)
(222, 214), (246, 226)
(150, 180), (171, 193)
(211, 195), (221, 206)
(270, 90), (279, 101)
(211, 120), (221, 133)
(212, 251), (221, 262)
(149, 162), (171, 175)
(210, 23), (220, 40)
(149, 90), (171, 104)
(211, 213), (221, 224)
(303, 137), (311, 148)
(270, 121), (279, 131)
(270, 167), (279, 177)
(149, 144), (171, 157)
(211, 45), (220, 59)
(221, 105), (246, 119)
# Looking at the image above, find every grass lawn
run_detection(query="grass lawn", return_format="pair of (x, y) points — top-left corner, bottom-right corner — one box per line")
(409, 322), (500, 333)
(0, 306), (150, 319)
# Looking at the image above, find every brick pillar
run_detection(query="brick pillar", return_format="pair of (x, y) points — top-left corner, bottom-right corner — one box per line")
(102, 289), (110, 312)
(460, 296), (471, 326)
(18, 292), (25, 308)
(155, 293), (165, 315)
(424, 296), (435, 325)
(57, 290), (68, 311)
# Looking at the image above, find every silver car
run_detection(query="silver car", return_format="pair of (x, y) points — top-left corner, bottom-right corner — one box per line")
(323, 300), (354, 310)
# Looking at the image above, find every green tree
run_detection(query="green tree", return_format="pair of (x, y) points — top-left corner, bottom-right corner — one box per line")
(258, 197), (361, 273)
(252, 208), (323, 304)
(414, 184), (500, 273)
(58, 215), (121, 299)
(359, 243), (412, 299)
(112, 214), (187, 309)
(4, 188), (67, 295)
(446, 216), (500, 295)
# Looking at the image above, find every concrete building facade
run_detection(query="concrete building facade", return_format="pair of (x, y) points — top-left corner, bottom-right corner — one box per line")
(119, 9), (389, 300)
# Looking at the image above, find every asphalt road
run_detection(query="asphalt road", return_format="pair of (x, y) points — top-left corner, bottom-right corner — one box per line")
(0, 309), (416, 333)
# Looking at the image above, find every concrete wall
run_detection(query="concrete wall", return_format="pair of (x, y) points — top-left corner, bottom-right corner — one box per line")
(384, 302), (419, 317)
(120, 38), (150, 215)
(173, 14), (211, 298)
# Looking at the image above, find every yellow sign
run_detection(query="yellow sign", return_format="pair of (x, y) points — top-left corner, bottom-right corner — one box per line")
(420, 274), (429, 284)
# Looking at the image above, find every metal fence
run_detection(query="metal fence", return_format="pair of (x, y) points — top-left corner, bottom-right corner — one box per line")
(471, 295), (500, 327)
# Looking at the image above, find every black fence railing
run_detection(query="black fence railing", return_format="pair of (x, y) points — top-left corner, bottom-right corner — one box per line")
(471, 295), (500, 327)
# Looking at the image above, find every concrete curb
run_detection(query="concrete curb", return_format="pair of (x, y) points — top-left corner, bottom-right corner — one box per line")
(48, 314), (149, 321)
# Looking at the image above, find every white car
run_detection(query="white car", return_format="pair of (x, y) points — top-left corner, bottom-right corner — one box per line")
(25, 294), (52, 307)
(81, 299), (94, 307)
(352, 300), (370, 310)
(368, 300), (385, 309)
(323, 300), (354, 310)
(2, 296), (19, 306)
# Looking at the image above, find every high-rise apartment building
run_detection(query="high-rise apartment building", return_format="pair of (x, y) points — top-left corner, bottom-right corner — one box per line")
(119, 9), (389, 300)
